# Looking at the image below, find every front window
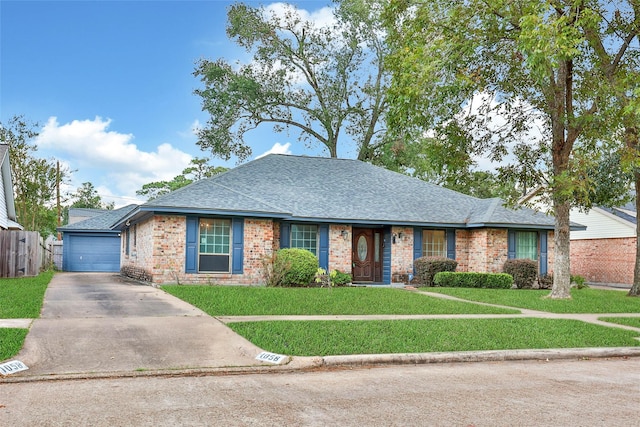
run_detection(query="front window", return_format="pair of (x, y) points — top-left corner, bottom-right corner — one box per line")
(423, 229), (447, 257)
(291, 224), (318, 255)
(199, 218), (231, 272)
(516, 231), (538, 260)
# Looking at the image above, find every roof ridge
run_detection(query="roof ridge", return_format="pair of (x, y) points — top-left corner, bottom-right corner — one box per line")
(480, 197), (503, 224)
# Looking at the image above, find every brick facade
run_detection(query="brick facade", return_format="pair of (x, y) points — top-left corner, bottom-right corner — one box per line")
(328, 224), (352, 273)
(455, 228), (554, 275)
(121, 214), (554, 285)
(571, 237), (635, 285)
(391, 226), (414, 279)
(121, 215), (277, 285)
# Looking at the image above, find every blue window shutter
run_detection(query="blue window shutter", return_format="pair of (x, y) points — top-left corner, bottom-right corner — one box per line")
(232, 218), (244, 274)
(185, 217), (198, 273)
(539, 231), (548, 275)
(508, 230), (516, 259)
(413, 227), (422, 260)
(280, 222), (290, 249)
(446, 229), (456, 260)
(383, 228), (392, 284)
(318, 224), (329, 270)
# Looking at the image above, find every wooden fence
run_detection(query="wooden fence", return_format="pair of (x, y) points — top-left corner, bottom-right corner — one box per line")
(0, 230), (43, 278)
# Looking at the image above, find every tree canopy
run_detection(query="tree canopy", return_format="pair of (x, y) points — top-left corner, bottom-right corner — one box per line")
(136, 157), (227, 200)
(384, 0), (640, 298)
(70, 182), (114, 210)
(0, 115), (69, 237)
(194, 0), (389, 162)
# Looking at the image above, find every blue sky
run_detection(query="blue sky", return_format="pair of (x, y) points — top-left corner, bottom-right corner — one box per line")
(1, 0), (333, 206)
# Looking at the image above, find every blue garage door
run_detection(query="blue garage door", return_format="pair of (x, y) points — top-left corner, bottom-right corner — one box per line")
(63, 233), (121, 272)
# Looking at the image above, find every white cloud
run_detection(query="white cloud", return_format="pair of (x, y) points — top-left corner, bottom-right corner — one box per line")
(36, 116), (192, 204)
(256, 142), (292, 159)
(264, 3), (336, 29)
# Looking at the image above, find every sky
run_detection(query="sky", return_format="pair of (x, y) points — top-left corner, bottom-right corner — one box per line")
(0, 0), (333, 207)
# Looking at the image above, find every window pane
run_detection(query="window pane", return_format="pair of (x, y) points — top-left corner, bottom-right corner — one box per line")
(199, 218), (230, 255)
(516, 231), (538, 260)
(290, 224), (318, 255)
(423, 230), (447, 258)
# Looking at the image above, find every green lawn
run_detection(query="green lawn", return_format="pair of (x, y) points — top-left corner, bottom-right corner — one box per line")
(227, 318), (640, 356)
(599, 317), (640, 328)
(0, 328), (29, 361)
(0, 271), (54, 362)
(0, 270), (53, 318)
(423, 287), (640, 313)
(161, 286), (519, 315)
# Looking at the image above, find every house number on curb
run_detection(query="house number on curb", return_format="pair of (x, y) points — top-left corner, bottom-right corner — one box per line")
(256, 351), (287, 364)
(0, 360), (28, 376)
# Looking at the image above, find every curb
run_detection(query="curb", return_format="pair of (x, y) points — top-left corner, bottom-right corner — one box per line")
(4, 347), (640, 384)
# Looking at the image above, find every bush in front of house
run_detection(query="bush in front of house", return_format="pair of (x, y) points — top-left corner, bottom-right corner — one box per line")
(433, 272), (513, 289)
(503, 259), (538, 289)
(538, 273), (553, 290)
(414, 256), (458, 287)
(332, 270), (352, 286)
(270, 248), (319, 287)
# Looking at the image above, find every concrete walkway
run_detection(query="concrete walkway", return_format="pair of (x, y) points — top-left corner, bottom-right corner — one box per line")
(3, 273), (267, 380)
(2, 273), (640, 382)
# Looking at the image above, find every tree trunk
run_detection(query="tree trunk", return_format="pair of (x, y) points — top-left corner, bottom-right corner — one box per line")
(549, 198), (572, 298)
(629, 171), (640, 297)
(628, 125), (640, 297)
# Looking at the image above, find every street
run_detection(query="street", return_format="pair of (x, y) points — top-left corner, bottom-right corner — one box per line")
(2, 357), (639, 426)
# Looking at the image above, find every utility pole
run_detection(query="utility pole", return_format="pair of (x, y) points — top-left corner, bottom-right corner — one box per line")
(56, 161), (61, 240)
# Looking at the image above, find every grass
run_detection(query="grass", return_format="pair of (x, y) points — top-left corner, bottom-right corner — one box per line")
(0, 271), (54, 362)
(599, 317), (640, 328)
(227, 318), (640, 356)
(0, 328), (29, 361)
(0, 270), (54, 318)
(161, 286), (519, 315)
(423, 287), (640, 313)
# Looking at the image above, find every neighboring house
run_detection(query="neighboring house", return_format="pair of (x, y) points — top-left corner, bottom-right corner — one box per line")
(570, 197), (636, 286)
(0, 144), (23, 230)
(58, 204), (138, 272)
(114, 154), (558, 285)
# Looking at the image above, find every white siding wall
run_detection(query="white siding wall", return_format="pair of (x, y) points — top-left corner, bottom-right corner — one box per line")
(570, 207), (636, 240)
(0, 165), (8, 230)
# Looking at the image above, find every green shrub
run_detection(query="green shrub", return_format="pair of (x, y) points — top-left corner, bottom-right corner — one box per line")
(332, 270), (352, 286)
(271, 248), (319, 287)
(538, 274), (553, 290)
(571, 274), (588, 289)
(414, 256), (458, 287)
(434, 272), (513, 289)
(503, 259), (538, 289)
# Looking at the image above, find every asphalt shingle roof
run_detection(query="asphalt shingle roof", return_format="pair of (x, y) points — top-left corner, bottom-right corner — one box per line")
(59, 204), (138, 232)
(141, 154), (555, 229)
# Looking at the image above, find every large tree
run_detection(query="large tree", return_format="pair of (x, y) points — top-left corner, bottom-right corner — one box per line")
(194, 0), (389, 162)
(384, 0), (638, 298)
(577, 1), (640, 297)
(0, 115), (68, 236)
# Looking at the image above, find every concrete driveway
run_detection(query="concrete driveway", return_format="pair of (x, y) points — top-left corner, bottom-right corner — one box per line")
(16, 273), (266, 377)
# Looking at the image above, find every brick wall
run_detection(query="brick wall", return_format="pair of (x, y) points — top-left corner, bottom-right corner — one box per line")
(121, 215), (276, 285)
(459, 229), (508, 273)
(571, 237), (635, 285)
(455, 228), (554, 275)
(391, 226), (414, 279)
(329, 224), (352, 273)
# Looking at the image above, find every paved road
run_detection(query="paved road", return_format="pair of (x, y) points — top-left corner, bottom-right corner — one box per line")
(15, 273), (266, 376)
(2, 358), (639, 426)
